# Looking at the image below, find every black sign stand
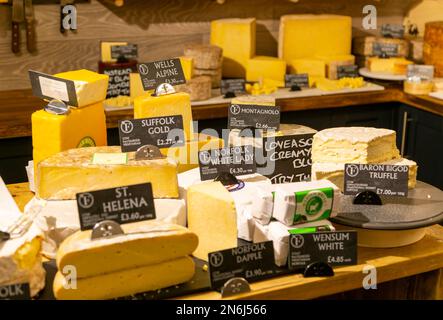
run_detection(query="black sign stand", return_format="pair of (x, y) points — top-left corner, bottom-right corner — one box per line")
(353, 191), (382, 205)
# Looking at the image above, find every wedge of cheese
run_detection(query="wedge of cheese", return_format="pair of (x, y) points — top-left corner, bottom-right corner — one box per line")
(56, 221), (197, 278)
(54, 69), (109, 107)
(246, 56), (286, 83)
(279, 15), (352, 62)
(367, 57), (413, 75)
(100, 41), (128, 63)
(316, 54), (355, 80)
(134, 92), (193, 140)
(32, 101), (107, 174)
(312, 127), (401, 164)
(210, 18), (256, 78)
(36, 146), (179, 200)
(130, 73), (152, 99)
(53, 256), (194, 300)
(179, 56), (194, 80)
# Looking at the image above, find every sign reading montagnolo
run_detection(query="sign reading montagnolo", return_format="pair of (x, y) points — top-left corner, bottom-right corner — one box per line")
(344, 163), (409, 197)
(228, 104), (280, 130)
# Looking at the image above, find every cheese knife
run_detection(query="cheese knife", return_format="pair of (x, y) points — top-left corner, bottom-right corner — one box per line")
(25, 0), (36, 53)
(11, 0), (24, 54)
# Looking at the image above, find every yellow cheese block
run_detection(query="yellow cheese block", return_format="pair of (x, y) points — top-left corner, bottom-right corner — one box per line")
(161, 133), (224, 173)
(32, 101), (107, 173)
(56, 221), (198, 278)
(179, 56), (194, 81)
(53, 256), (195, 300)
(210, 18), (256, 78)
(246, 56), (286, 83)
(367, 57), (413, 75)
(279, 15), (352, 62)
(134, 92), (193, 140)
(36, 146), (179, 200)
(187, 181), (237, 260)
(245, 82), (279, 95)
(289, 58), (326, 78)
(316, 54), (355, 80)
(100, 41), (128, 63)
(54, 69), (109, 107)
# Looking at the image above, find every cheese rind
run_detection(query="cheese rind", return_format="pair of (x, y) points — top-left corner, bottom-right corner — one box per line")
(53, 256), (195, 300)
(246, 56), (286, 83)
(36, 146), (179, 200)
(134, 92), (193, 140)
(210, 18), (256, 78)
(183, 44), (223, 70)
(316, 54), (355, 80)
(312, 127), (400, 164)
(54, 69), (109, 107)
(175, 76), (212, 101)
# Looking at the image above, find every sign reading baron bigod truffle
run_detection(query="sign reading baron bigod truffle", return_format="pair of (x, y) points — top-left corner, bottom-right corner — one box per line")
(228, 104), (280, 131)
(0, 283), (31, 300)
(76, 183), (156, 231)
(344, 163), (409, 197)
(118, 116), (185, 152)
(220, 79), (246, 95)
(261, 133), (314, 184)
(208, 241), (276, 290)
(137, 58), (186, 91)
(198, 145), (256, 181)
(288, 231), (357, 270)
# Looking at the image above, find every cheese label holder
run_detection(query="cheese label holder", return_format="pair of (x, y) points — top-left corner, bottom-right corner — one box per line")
(220, 278), (251, 298)
(288, 231), (358, 271)
(337, 65), (359, 79)
(111, 44), (138, 61)
(76, 183), (156, 231)
(44, 99), (70, 115)
(138, 58), (186, 91)
(29, 70), (78, 107)
(407, 65), (435, 80)
(198, 145), (256, 181)
(208, 241), (276, 291)
(135, 145), (165, 161)
(373, 42), (399, 57)
(118, 115), (185, 152)
(91, 220), (124, 240)
(343, 163), (409, 197)
(228, 103), (280, 131)
(0, 283), (31, 300)
(221, 79), (246, 97)
(285, 74), (309, 89)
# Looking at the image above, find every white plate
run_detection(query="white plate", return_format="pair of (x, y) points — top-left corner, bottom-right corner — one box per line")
(359, 67), (406, 81)
(429, 92), (443, 100)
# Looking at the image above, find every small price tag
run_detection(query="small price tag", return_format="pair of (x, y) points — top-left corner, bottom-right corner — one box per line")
(76, 183), (156, 230)
(0, 283), (31, 300)
(118, 116), (185, 152)
(138, 58), (186, 91)
(220, 79), (246, 95)
(288, 231), (357, 270)
(208, 241), (276, 290)
(228, 104), (280, 130)
(407, 64), (434, 79)
(92, 153), (128, 165)
(198, 145), (256, 181)
(344, 164), (409, 197)
(373, 42), (398, 57)
(285, 74), (309, 88)
(102, 65), (136, 98)
(337, 65), (359, 79)
(261, 133), (314, 184)
(111, 44), (138, 60)
(381, 24), (405, 39)
(28, 70), (78, 106)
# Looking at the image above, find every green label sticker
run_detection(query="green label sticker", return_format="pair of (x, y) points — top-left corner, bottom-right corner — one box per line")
(293, 187), (334, 224)
(77, 136), (96, 148)
(92, 153), (128, 165)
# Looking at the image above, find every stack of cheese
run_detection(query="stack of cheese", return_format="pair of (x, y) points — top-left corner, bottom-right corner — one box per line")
(279, 14), (357, 87)
(31, 69), (108, 175)
(311, 127), (418, 191)
(424, 21), (443, 77)
(134, 90), (223, 172)
(53, 221), (198, 300)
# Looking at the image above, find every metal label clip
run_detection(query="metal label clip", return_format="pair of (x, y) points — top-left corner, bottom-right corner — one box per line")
(135, 144), (165, 161)
(221, 277), (251, 298)
(44, 99), (70, 115)
(152, 83), (176, 97)
(91, 220), (124, 240)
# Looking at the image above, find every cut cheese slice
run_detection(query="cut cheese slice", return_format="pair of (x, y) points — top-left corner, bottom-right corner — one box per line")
(279, 15), (352, 62)
(56, 221), (197, 278)
(54, 69), (109, 107)
(36, 146), (179, 200)
(210, 18), (256, 78)
(246, 56), (286, 83)
(53, 256), (195, 300)
(100, 41), (128, 63)
(316, 54), (355, 80)
(32, 102), (107, 174)
(134, 92), (193, 140)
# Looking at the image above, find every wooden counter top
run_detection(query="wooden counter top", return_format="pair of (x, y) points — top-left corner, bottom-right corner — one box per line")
(1, 86), (443, 139)
(7, 182), (443, 300)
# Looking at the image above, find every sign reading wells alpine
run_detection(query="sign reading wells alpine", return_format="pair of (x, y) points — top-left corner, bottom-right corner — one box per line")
(228, 104), (280, 130)
(118, 116), (185, 152)
(288, 231), (357, 270)
(76, 183), (156, 230)
(261, 133), (314, 184)
(138, 58), (186, 91)
(198, 145), (256, 181)
(344, 163), (409, 197)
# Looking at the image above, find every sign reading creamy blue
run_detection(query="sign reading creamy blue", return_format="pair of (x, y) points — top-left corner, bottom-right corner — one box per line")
(208, 241), (276, 290)
(76, 183), (156, 230)
(228, 104), (280, 130)
(118, 116), (185, 152)
(288, 231), (357, 270)
(138, 58), (186, 91)
(344, 163), (409, 197)
(0, 283), (30, 300)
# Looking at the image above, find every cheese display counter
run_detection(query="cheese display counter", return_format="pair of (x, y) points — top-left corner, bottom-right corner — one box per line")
(1, 0), (443, 303)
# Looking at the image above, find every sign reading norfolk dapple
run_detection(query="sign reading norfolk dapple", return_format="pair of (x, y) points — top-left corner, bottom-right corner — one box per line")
(138, 58), (186, 91)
